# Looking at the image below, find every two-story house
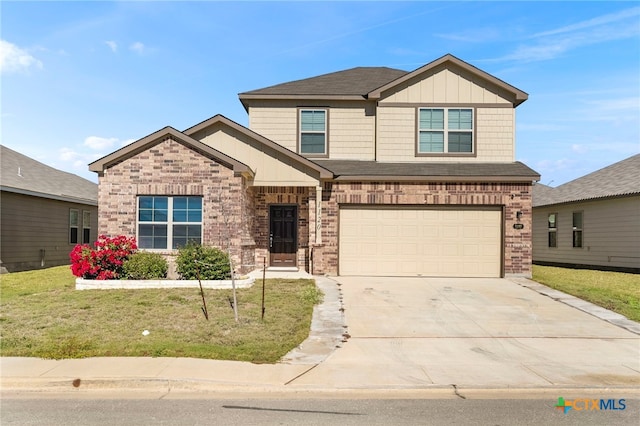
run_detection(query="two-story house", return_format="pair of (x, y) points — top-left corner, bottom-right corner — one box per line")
(89, 54), (539, 278)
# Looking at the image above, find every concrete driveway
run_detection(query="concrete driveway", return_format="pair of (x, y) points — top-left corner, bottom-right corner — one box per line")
(292, 276), (640, 389)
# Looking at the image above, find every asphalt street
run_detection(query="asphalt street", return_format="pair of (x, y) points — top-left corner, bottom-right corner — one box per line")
(2, 396), (639, 426)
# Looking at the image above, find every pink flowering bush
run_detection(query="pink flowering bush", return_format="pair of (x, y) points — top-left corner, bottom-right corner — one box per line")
(70, 235), (138, 280)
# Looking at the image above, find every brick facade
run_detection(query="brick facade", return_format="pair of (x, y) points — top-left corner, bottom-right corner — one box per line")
(97, 138), (533, 278)
(97, 137), (253, 274)
(252, 186), (312, 271)
(312, 181), (533, 277)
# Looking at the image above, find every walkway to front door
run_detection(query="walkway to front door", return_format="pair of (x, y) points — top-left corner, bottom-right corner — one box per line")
(269, 205), (297, 267)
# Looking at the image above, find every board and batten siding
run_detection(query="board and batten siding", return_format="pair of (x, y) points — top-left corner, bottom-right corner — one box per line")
(375, 106), (515, 162)
(0, 191), (98, 272)
(533, 196), (640, 271)
(378, 66), (515, 105)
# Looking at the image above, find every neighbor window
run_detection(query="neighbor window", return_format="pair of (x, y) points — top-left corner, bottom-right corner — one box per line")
(572, 211), (583, 248)
(299, 109), (327, 155)
(82, 211), (91, 244)
(69, 209), (79, 244)
(548, 213), (557, 248)
(418, 108), (473, 154)
(137, 196), (202, 250)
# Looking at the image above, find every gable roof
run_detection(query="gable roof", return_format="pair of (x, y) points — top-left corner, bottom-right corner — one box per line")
(88, 126), (252, 177)
(368, 54), (528, 106)
(533, 154), (640, 207)
(238, 53), (528, 108)
(313, 160), (540, 182)
(1, 145), (98, 205)
(184, 114), (333, 179)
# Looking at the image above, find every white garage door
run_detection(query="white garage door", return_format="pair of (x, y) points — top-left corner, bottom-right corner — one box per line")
(339, 207), (502, 277)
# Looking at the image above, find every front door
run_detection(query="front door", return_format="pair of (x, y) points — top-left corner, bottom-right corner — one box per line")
(269, 205), (298, 267)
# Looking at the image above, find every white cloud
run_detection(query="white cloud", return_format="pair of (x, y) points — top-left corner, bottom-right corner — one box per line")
(59, 147), (102, 170)
(83, 136), (133, 150)
(532, 6), (640, 38)
(536, 158), (576, 173)
(130, 41), (145, 54)
(84, 136), (119, 150)
(0, 39), (43, 74)
(105, 40), (118, 53)
(497, 7), (640, 63)
(570, 142), (639, 155)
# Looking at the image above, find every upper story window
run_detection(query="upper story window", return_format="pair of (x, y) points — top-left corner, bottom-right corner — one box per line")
(572, 211), (583, 248)
(137, 196), (202, 250)
(299, 109), (327, 156)
(418, 108), (473, 154)
(548, 213), (557, 248)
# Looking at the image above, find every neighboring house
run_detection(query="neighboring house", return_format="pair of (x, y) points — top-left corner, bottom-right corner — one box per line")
(0, 145), (98, 273)
(532, 154), (640, 273)
(90, 54), (539, 278)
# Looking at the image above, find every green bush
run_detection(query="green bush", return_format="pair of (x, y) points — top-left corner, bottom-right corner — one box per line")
(176, 243), (231, 280)
(122, 252), (168, 279)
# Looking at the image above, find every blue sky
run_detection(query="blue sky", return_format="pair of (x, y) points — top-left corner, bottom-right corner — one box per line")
(2, 1), (639, 185)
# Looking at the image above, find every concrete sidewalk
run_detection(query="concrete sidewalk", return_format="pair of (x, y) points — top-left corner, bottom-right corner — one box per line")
(1, 273), (639, 397)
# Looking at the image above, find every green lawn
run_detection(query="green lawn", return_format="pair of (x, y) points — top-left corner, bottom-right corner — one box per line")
(532, 265), (640, 322)
(0, 266), (321, 362)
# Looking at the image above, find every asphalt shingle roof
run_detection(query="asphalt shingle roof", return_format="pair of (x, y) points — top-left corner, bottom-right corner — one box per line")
(532, 154), (640, 207)
(0, 145), (98, 204)
(239, 67), (408, 97)
(312, 160), (540, 180)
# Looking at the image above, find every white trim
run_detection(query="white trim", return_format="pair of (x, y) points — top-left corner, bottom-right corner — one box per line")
(136, 196), (203, 250)
(299, 108), (327, 155)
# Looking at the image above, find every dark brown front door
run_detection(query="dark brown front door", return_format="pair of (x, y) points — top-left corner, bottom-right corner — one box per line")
(269, 205), (297, 267)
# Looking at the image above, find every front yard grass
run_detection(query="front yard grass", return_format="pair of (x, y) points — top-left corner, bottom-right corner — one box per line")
(0, 266), (321, 362)
(532, 265), (640, 322)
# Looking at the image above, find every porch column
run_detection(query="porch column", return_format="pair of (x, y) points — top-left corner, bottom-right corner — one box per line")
(315, 185), (322, 244)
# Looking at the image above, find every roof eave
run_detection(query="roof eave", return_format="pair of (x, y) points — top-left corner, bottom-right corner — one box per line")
(239, 94), (367, 110)
(367, 53), (528, 106)
(88, 127), (253, 177)
(1, 185), (98, 205)
(184, 114), (334, 180)
(534, 192), (640, 208)
(332, 175), (540, 183)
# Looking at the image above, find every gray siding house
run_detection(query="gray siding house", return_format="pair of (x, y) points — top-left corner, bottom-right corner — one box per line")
(532, 154), (640, 273)
(0, 145), (98, 272)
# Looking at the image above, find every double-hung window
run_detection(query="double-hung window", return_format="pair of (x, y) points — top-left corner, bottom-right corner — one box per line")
(137, 196), (202, 250)
(418, 108), (473, 154)
(572, 211), (583, 248)
(299, 109), (327, 155)
(82, 211), (91, 244)
(548, 213), (557, 248)
(69, 209), (79, 244)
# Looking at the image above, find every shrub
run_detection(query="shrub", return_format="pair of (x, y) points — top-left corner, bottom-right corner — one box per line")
(176, 242), (231, 280)
(70, 235), (137, 280)
(122, 252), (168, 279)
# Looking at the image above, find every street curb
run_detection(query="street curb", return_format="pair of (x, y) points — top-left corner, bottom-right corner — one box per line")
(3, 378), (639, 399)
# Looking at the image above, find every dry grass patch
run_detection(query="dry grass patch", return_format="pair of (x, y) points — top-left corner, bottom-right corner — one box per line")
(0, 266), (321, 362)
(532, 265), (640, 322)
